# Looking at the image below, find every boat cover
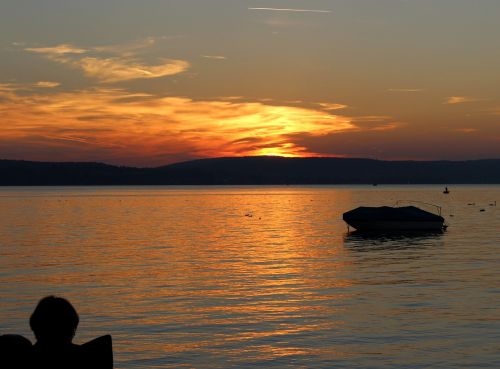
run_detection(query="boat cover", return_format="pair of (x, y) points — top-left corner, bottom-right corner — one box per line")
(343, 206), (444, 222)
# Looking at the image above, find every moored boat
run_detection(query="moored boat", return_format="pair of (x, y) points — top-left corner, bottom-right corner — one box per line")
(343, 203), (445, 232)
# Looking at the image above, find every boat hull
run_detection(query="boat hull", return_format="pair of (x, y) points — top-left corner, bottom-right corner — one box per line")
(345, 220), (444, 231)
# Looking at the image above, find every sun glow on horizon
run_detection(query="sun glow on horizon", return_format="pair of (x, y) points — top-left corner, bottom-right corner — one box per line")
(253, 146), (302, 158)
(0, 86), (367, 166)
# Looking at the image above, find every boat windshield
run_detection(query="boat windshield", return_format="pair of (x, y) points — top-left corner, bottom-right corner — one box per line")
(394, 200), (442, 216)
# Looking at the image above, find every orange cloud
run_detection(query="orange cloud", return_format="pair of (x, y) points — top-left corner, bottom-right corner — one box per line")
(453, 128), (477, 133)
(25, 43), (189, 83)
(0, 81), (60, 91)
(444, 96), (484, 104)
(74, 57), (189, 83)
(26, 44), (87, 54)
(0, 88), (363, 166)
(318, 103), (348, 111)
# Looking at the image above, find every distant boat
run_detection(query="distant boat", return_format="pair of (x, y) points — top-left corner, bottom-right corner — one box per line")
(443, 187), (450, 194)
(343, 202), (445, 232)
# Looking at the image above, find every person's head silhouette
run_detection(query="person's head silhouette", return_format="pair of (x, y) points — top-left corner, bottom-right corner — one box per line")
(30, 296), (79, 346)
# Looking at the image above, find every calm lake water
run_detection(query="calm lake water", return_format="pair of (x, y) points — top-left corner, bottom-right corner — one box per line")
(0, 185), (499, 368)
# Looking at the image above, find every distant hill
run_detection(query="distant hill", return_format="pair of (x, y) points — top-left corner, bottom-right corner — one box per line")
(1, 157), (500, 185)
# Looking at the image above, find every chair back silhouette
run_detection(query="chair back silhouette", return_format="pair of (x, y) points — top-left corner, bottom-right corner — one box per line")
(0, 334), (112, 369)
(0, 334), (33, 368)
(81, 335), (113, 369)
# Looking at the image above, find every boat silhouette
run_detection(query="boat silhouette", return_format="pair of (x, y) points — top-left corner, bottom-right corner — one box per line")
(343, 201), (446, 232)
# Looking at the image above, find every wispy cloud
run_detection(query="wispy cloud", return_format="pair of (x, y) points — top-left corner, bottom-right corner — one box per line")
(388, 88), (423, 92)
(24, 41), (189, 83)
(73, 57), (189, 83)
(35, 81), (60, 88)
(219, 96), (245, 101)
(26, 44), (87, 55)
(249, 7), (332, 14)
(0, 84), (17, 93)
(202, 55), (227, 60)
(318, 103), (348, 111)
(0, 81), (60, 91)
(444, 96), (485, 104)
(350, 116), (400, 131)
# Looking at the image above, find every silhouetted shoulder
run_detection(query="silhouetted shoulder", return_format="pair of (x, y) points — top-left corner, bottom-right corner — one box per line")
(30, 336), (113, 369)
(32, 342), (81, 369)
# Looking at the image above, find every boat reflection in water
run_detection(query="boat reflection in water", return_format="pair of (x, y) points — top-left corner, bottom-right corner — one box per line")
(343, 229), (445, 252)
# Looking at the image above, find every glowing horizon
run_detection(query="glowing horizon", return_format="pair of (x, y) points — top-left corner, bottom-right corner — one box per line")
(0, 85), (366, 166)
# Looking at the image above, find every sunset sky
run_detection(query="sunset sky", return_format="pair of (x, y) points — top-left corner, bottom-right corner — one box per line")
(1, 0), (499, 166)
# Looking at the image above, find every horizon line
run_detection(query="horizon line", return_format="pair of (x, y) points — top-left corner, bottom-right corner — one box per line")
(2, 155), (500, 169)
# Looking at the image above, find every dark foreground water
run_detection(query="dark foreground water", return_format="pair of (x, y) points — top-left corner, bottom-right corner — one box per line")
(0, 185), (499, 368)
